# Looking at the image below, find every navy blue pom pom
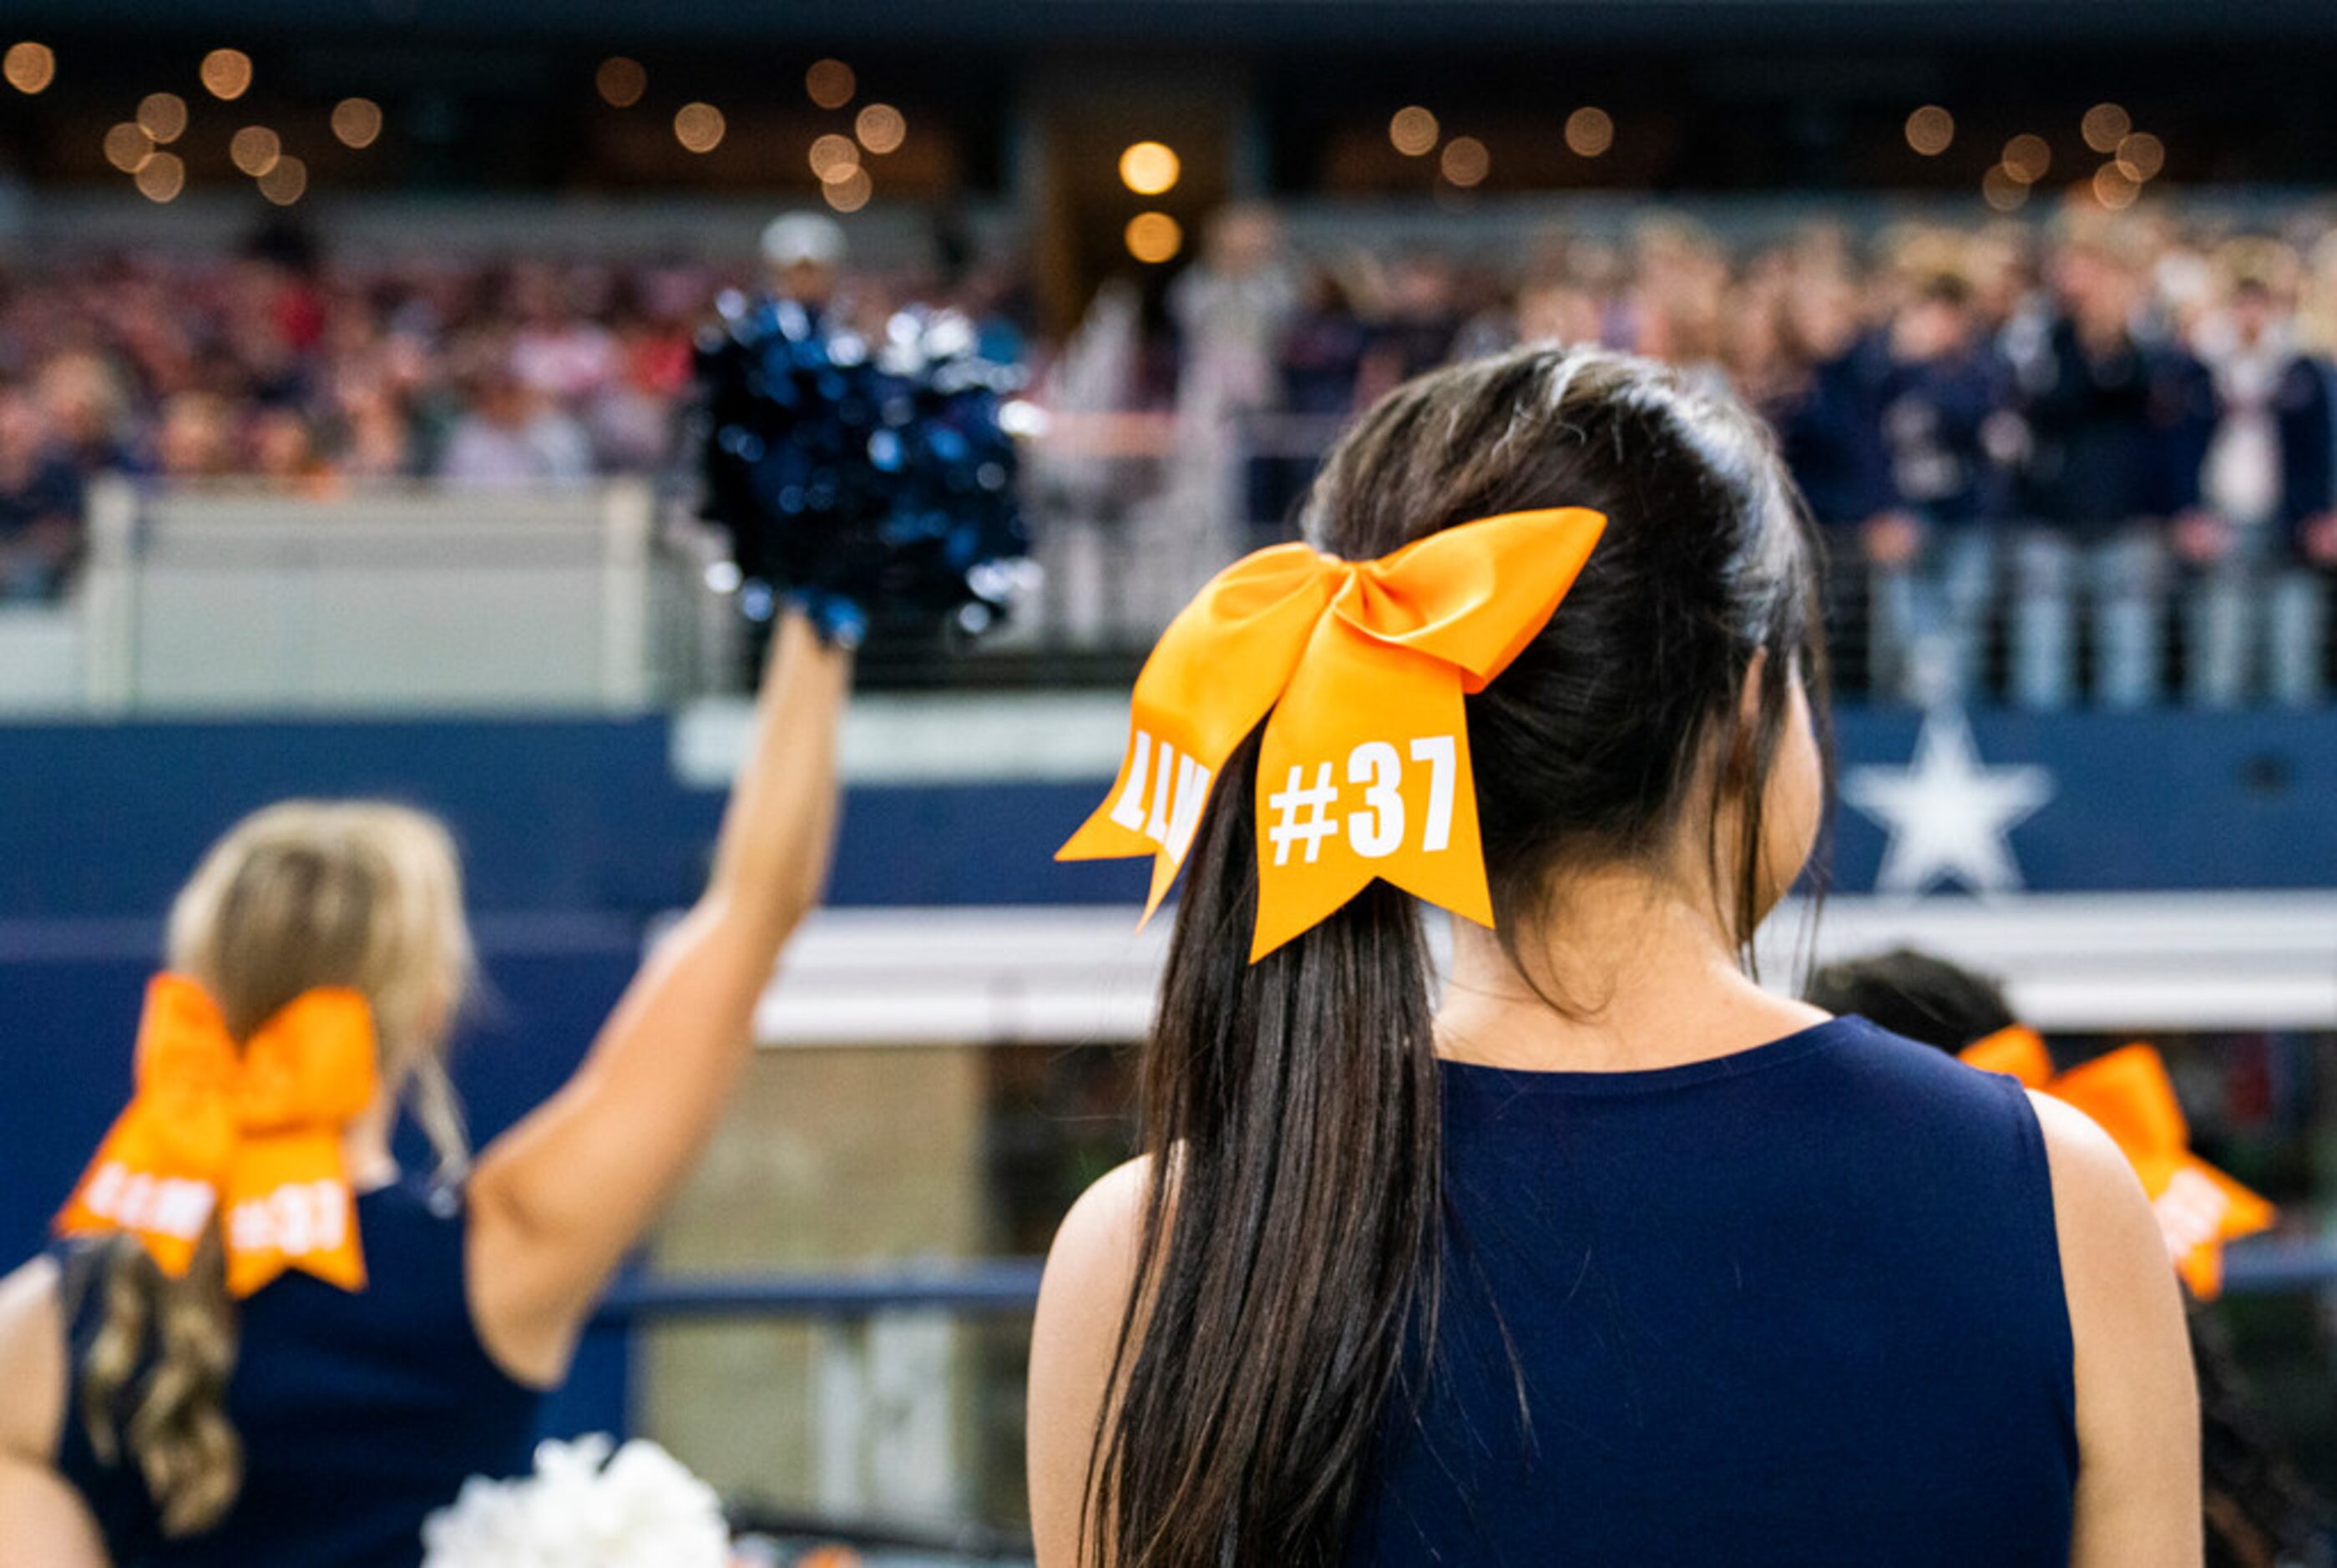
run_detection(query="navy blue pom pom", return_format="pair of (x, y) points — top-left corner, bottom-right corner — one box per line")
(696, 299), (1036, 648)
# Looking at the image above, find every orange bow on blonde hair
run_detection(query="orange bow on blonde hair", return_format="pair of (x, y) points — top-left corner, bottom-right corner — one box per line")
(57, 974), (379, 1298)
(1060, 508), (1607, 959)
(1962, 1026), (2274, 1299)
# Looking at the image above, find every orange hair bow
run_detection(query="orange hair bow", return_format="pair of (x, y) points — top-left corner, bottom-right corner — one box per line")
(57, 974), (380, 1298)
(1060, 508), (1606, 960)
(1962, 1026), (2274, 1299)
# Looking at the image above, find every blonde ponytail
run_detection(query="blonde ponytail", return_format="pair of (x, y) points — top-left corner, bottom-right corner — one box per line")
(75, 801), (474, 1535)
(80, 1230), (243, 1535)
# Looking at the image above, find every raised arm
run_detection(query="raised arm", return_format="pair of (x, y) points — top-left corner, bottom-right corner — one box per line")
(467, 611), (851, 1384)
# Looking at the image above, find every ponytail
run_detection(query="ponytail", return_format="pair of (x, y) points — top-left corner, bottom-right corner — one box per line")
(63, 797), (478, 1539)
(1090, 733), (1444, 1566)
(1083, 345), (1829, 1563)
(78, 1227), (243, 1536)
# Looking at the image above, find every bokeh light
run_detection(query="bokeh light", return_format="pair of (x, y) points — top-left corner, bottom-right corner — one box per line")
(810, 134), (860, 181)
(2117, 131), (2165, 181)
(1439, 135), (1490, 187)
(1389, 106), (1439, 157)
(674, 102), (726, 154)
(2082, 102), (2132, 154)
(4, 42), (55, 95)
(823, 167), (873, 213)
(200, 48), (253, 101)
(1565, 107), (1614, 158)
(2092, 162), (2140, 210)
(1118, 140), (1181, 195)
(230, 125), (281, 177)
(103, 123), (154, 174)
(806, 58), (856, 109)
(258, 154), (307, 205)
(2001, 134), (2051, 184)
(595, 57), (646, 108)
(1125, 211), (1183, 264)
(1982, 164), (2031, 212)
(1905, 105), (1955, 156)
(855, 103), (906, 155)
(331, 98), (383, 149)
(135, 151), (185, 202)
(137, 93), (188, 144)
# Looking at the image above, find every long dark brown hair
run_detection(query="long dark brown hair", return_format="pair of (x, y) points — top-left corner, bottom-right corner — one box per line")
(1087, 346), (1829, 1566)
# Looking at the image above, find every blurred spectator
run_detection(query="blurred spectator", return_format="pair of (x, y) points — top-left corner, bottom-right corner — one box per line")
(2185, 254), (2335, 707)
(1169, 205), (1297, 572)
(1171, 205), (1298, 425)
(1770, 267), (1899, 532)
(36, 352), (138, 475)
(1258, 269), (1370, 529)
(1279, 270), (1369, 417)
(2007, 226), (2216, 709)
(438, 362), (593, 487)
(1355, 250), (1462, 404)
(508, 263), (618, 407)
(247, 406), (336, 496)
(154, 392), (239, 481)
(1515, 275), (1606, 351)
(761, 210), (848, 321)
(584, 316), (684, 473)
(329, 374), (418, 480)
(953, 255), (1035, 368)
(1760, 266), (1903, 694)
(1630, 219), (1732, 394)
(1872, 270), (2017, 703)
(0, 384), (82, 601)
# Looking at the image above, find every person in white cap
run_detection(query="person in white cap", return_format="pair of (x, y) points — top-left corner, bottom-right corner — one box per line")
(759, 211), (848, 320)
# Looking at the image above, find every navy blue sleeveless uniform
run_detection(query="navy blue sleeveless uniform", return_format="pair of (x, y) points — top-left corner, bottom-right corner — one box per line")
(55, 1178), (544, 1568)
(1347, 1016), (2076, 1566)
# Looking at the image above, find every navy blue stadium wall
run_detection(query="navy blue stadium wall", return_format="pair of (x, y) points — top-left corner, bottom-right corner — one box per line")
(2, 706), (2334, 1435)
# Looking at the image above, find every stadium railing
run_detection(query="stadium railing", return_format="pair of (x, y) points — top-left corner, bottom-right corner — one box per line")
(2, 433), (2324, 706)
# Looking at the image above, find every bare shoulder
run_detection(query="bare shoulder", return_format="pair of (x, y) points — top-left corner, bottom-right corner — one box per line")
(0, 1257), (66, 1463)
(1034, 1156), (1155, 1358)
(2023, 1089), (2203, 1567)
(2024, 1090), (2166, 1276)
(1028, 1156), (1156, 1568)
(1047, 1159), (1151, 1275)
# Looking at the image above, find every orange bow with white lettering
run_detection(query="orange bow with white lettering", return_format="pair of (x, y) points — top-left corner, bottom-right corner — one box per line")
(1961, 1026), (2274, 1299)
(1060, 508), (1607, 960)
(57, 974), (378, 1298)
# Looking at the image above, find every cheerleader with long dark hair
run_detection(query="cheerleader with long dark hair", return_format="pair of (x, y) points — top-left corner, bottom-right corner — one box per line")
(1029, 346), (2199, 1565)
(0, 609), (847, 1566)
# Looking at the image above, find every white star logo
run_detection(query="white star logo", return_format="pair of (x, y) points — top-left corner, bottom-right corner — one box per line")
(1843, 710), (2055, 898)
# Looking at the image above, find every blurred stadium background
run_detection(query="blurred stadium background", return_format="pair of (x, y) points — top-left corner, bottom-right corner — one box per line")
(3, 0), (2337, 1559)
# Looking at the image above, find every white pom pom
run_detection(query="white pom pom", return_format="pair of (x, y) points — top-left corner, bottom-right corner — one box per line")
(422, 1434), (728, 1568)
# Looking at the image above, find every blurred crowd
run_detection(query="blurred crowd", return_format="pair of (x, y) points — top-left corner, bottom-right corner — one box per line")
(9, 198), (2337, 707)
(0, 229), (1032, 600)
(1169, 201), (2337, 708)
(0, 240), (708, 597)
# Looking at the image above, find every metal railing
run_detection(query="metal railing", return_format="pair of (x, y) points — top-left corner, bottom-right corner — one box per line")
(3, 433), (2331, 705)
(595, 1239), (2337, 1338)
